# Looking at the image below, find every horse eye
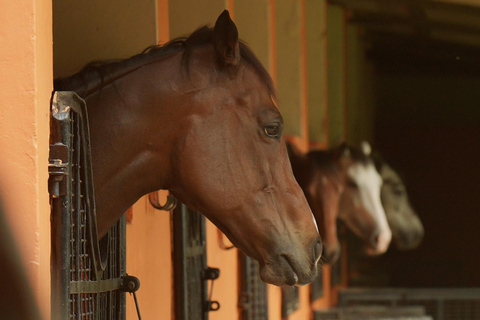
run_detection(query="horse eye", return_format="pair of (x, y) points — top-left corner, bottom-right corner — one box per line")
(346, 179), (358, 189)
(264, 125), (280, 138)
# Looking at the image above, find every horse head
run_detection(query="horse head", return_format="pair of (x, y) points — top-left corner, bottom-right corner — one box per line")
(375, 157), (424, 250)
(336, 142), (392, 255)
(162, 11), (322, 285)
(65, 10), (322, 286)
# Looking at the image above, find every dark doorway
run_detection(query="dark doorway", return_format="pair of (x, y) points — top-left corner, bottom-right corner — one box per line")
(372, 35), (480, 287)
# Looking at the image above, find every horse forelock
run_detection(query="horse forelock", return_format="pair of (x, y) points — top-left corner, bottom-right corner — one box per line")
(54, 25), (276, 100)
(348, 146), (373, 166)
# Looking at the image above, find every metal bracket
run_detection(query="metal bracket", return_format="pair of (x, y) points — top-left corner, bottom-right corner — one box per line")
(217, 229), (235, 250)
(148, 191), (177, 211)
(121, 275), (142, 320)
(203, 267), (220, 281)
(205, 300), (220, 312)
(120, 274), (141, 293)
(203, 267), (221, 312)
(48, 143), (69, 198)
(238, 291), (250, 310)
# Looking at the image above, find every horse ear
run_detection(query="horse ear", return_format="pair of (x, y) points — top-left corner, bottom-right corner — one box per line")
(360, 141), (372, 156)
(212, 10), (240, 68)
(333, 142), (351, 160)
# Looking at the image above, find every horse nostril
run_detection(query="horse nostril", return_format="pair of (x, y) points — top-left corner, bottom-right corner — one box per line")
(370, 233), (380, 248)
(313, 238), (323, 264)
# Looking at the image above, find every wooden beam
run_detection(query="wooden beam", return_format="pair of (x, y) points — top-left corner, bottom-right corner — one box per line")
(431, 0), (480, 8)
(365, 31), (480, 74)
(331, 0), (480, 48)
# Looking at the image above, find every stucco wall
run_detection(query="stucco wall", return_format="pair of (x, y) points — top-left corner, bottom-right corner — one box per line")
(306, 0), (329, 147)
(327, 5), (347, 146)
(53, 0), (157, 78)
(346, 25), (375, 146)
(0, 0), (52, 318)
(276, 0), (304, 138)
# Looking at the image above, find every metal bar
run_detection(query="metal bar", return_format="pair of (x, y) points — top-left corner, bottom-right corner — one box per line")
(50, 92), (75, 320)
(173, 204), (187, 320)
(119, 215), (127, 320)
(133, 292), (142, 320)
(74, 114), (83, 318)
(70, 278), (124, 294)
(173, 203), (209, 320)
(310, 272), (324, 302)
(282, 287), (299, 318)
(238, 252), (268, 320)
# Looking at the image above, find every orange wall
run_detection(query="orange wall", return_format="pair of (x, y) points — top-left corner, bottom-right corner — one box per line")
(126, 193), (172, 320)
(0, 0), (52, 318)
(206, 222), (239, 320)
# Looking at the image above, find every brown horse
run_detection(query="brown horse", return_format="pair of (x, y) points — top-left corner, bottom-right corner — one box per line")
(374, 155), (424, 250)
(288, 142), (391, 263)
(288, 143), (343, 263)
(54, 11), (321, 286)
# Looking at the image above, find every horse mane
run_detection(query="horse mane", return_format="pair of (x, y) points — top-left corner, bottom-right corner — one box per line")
(308, 143), (372, 172)
(347, 145), (372, 165)
(54, 26), (276, 99)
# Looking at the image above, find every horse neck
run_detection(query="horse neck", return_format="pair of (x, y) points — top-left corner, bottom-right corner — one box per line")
(316, 153), (343, 236)
(84, 58), (182, 236)
(294, 150), (342, 246)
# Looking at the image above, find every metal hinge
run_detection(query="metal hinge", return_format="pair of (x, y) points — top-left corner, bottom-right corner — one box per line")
(48, 143), (69, 198)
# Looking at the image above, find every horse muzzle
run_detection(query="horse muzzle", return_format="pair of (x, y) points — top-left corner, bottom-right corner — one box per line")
(259, 237), (322, 286)
(322, 241), (341, 264)
(365, 228), (392, 255)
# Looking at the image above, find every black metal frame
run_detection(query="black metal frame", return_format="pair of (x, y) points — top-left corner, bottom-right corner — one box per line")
(50, 92), (131, 320)
(172, 203), (220, 320)
(338, 288), (480, 320)
(330, 252), (343, 288)
(310, 271), (324, 302)
(282, 287), (299, 318)
(331, 221), (346, 288)
(238, 253), (269, 320)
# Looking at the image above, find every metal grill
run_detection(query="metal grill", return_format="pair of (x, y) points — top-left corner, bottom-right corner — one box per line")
(313, 305), (431, 320)
(331, 257), (343, 287)
(311, 271), (324, 302)
(173, 203), (220, 320)
(338, 288), (480, 320)
(50, 91), (128, 320)
(282, 287), (299, 318)
(239, 253), (269, 320)
(443, 299), (480, 319)
(331, 222), (346, 288)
